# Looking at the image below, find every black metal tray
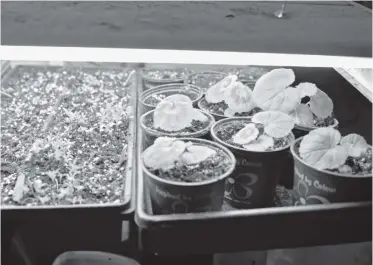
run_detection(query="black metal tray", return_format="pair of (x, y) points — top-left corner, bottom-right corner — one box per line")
(1, 62), (137, 221)
(135, 65), (372, 255)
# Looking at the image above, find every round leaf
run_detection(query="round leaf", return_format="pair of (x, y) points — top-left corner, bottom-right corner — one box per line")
(340, 133), (368, 158)
(299, 127), (348, 170)
(233, 124), (259, 145)
(252, 111), (295, 138)
(205, 75), (238, 103)
(180, 145), (217, 165)
(252, 69), (300, 113)
(293, 103), (314, 127)
(224, 81), (256, 113)
(309, 89), (333, 118)
(296, 82), (318, 98)
(143, 137), (187, 170)
(153, 94), (206, 132)
(243, 135), (274, 151)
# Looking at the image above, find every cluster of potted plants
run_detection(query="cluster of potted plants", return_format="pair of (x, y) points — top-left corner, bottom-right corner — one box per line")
(140, 67), (371, 214)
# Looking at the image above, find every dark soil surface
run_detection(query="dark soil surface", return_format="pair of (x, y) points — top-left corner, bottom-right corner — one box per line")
(143, 112), (211, 135)
(148, 149), (232, 183)
(214, 120), (290, 151)
(199, 97), (262, 117)
(1, 65), (134, 206)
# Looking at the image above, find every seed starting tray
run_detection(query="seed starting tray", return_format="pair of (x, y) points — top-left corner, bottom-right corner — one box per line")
(135, 64), (372, 255)
(1, 62), (137, 221)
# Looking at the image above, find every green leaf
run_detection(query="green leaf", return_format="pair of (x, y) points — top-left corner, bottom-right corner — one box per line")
(232, 124), (259, 145)
(299, 127), (348, 170)
(252, 68), (301, 114)
(205, 75), (238, 103)
(154, 94), (207, 132)
(243, 135), (274, 151)
(224, 81), (256, 113)
(143, 137), (188, 170)
(293, 103), (314, 127)
(296, 82), (318, 98)
(180, 145), (216, 165)
(252, 111), (294, 138)
(340, 133), (368, 158)
(309, 89), (333, 118)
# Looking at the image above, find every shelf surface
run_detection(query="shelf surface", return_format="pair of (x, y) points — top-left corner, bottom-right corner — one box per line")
(1, 1), (371, 57)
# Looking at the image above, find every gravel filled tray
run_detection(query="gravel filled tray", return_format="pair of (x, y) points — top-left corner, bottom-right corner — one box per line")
(135, 65), (372, 255)
(1, 63), (137, 220)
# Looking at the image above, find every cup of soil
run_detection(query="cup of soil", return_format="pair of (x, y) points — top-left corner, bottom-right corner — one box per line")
(211, 111), (296, 209)
(141, 68), (193, 91)
(291, 128), (372, 205)
(142, 137), (236, 214)
(140, 83), (203, 114)
(140, 109), (215, 149)
(185, 71), (228, 94)
(139, 94), (215, 149)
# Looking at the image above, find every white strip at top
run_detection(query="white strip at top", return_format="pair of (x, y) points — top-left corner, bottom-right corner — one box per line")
(0, 46), (372, 69)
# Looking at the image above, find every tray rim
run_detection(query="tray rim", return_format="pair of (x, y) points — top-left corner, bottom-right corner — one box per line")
(135, 63), (373, 229)
(1, 62), (137, 213)
(135, 144), (372, 228)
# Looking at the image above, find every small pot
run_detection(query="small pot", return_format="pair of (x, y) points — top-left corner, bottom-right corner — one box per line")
(278, 118), (340, 189)
(185, 71), (228, 93)
(140, 109), (215, 149)
(211, 117), (295, 209)
(142, 138), (236, 214)
(291, 137), (372, 205)
(140, 83), (203, 114)
(141, 68), (192, 91)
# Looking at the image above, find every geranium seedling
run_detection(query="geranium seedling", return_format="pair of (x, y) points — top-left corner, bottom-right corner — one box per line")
(153, 94), (208, 132)
(143, 137), (227, 184)
(202, 75), (260, 117)
(224, 111), (295, 152)
(252, 69), (335, 128)
(299, 127), (371, 174)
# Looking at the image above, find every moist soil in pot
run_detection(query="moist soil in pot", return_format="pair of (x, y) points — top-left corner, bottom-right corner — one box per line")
(1, 66), (134, 206)
(146, 150), (232, 183)
(199, 98), (262, 117)
(144, 90), (199, 106)
(143, 113), (211, 135)
(295, 142), (372, 176)
(214, 120), (290, 150)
